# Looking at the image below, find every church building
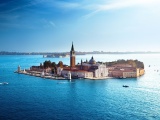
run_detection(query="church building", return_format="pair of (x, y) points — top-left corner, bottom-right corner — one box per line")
(57, 42), (108, 79)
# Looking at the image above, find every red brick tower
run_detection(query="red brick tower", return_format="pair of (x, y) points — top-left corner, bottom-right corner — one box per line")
(70, 42), (76, 69)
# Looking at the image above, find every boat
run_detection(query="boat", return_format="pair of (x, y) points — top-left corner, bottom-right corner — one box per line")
(0, 82), (9, 85)
(3, 82), (8, 85)
(123, 85), (129, 88)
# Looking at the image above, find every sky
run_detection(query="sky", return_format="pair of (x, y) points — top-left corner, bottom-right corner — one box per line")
(0, 0), (160, 52)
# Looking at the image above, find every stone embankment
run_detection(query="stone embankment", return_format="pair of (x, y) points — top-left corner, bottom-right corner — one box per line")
(15, 70), (66, 80)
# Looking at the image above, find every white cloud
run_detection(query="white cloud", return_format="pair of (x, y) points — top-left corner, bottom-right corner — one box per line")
(50, 21), (56, 27)
(0, 23), (36, 30)
(99, 0), (160, 10)
(40, 19), (56, 29)
(83, 0), (160, 19)
(0, 15), (19, 20)
(0, 0), (45, 13)
(45, 1), (80, 9)
(57, 2), (80, 9)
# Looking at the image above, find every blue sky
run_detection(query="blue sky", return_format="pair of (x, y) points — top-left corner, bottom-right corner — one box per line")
(0, 0), (160, 52)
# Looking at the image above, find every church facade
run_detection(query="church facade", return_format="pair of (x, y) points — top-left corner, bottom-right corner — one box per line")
(57, 43), (108, 78)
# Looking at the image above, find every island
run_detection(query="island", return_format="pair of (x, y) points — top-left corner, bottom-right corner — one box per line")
(15, 43), (145, 80)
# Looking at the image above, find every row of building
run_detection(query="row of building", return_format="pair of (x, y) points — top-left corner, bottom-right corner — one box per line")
(57, 43), (145, 79)
(28, 43), (145, 79)
(108, 65), (145, 78)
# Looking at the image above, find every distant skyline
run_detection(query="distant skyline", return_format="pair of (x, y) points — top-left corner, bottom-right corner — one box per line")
(0, 0), (160, 52)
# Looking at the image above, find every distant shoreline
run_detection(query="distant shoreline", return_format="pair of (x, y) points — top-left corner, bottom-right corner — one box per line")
(1, 51), (160, 55)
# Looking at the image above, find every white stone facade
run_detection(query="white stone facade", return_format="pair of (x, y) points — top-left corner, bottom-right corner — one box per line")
(57, 67), (63, 76)
(61, 70), (93, 78)
(59, 62), (108, 78)
(94, 64), (108, 78)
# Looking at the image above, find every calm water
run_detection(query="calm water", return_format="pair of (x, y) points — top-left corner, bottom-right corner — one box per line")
(0, 54), (160, 120)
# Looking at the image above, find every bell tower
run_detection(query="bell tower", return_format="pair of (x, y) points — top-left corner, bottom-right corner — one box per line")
(70, 42), (76, 69)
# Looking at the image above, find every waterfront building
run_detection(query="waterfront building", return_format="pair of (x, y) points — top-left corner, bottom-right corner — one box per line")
(108, 66), (145, 78)
(112, 64), (132, 68)
(30, 66), (52, 73)
(139, 68), (145, 76)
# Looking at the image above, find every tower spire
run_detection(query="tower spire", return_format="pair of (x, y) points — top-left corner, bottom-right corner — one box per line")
(71, 42), (74, 51)
(70, 42), (76, 69)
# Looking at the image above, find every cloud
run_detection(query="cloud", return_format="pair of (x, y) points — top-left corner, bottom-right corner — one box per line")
(98, 0), (160, 10)
(40, 19), (56, 29)
(0, 0), (79, 14)
(0, 23), (36, 30)
(0, 14), (19, 20)
(83, 0), (160, 19)
(43, 1), (80, 10)
(0, 0), (45, 13)
(57, 2), (80, 9)
(49, 21), (56, 27)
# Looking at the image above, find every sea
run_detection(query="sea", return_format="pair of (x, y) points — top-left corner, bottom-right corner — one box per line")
(0, 54), (160, 120)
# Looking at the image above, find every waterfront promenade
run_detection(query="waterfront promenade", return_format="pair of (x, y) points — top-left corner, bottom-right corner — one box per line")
(15, 70), (112, 80)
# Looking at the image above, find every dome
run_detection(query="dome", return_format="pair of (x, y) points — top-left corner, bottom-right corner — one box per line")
(89, 56), (96, 64)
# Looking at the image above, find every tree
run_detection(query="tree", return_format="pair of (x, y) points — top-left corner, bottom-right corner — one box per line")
(51, 62), (56, 68)
(51, 62), (57, 74)
(58, 61), (63, 68)
(43, 60), (52, 68)
(40, 63), (43, 69)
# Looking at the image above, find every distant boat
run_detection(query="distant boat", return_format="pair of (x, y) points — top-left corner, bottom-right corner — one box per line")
(123, 85), (129, 88)
(0, 82), (9, 85)
(3, 82), (8, 85)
